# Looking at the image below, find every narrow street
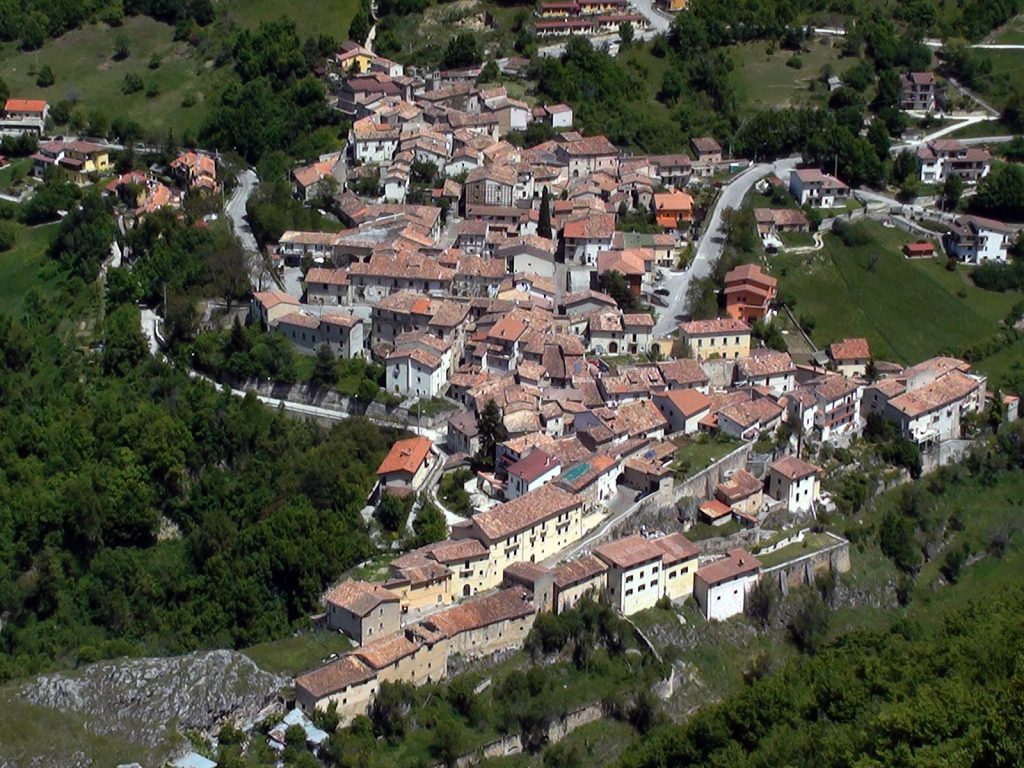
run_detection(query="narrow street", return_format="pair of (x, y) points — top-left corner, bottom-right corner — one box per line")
(652, 156), (800, 337)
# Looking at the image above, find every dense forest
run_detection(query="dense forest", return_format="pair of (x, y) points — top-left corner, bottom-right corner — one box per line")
(0, 202), (397, 683)
(619, 584), (1024, 767)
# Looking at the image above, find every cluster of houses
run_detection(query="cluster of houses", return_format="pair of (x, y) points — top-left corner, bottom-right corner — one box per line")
(533, 0), (647, 37)
(251, 41), (734, 375)
(288, 328), (999, 723)
(296, 511), (769, 724)
(1, 99), (221, 228)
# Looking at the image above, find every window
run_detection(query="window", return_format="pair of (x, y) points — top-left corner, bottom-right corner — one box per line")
(625, 588), (633, 596)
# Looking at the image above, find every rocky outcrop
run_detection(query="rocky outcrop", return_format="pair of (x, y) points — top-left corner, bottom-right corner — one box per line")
(5, 650), (287, 767)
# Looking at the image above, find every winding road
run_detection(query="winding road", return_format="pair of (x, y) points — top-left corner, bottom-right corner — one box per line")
(652, 156), (800, 337)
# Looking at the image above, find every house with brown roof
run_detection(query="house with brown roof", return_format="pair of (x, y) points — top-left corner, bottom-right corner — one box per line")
(916, 139), (991, 185)
(506, 449), (561, 499)
(717, 396), (785, 440)
(753, 208), (810, 239)
(680, 317), (752, 361)
(690, 136), (722, 176)
(766, 456), (821, 514)
(386, 343), (449, 398)
(276, 311), (364, 359)
(552, 554), (608, 612)
(562, 212), (615, 267)
(653, 189), (694, 230)
(902, 71), (938, 111)
(714, 468), (763, 517)
(694, 548), (761, 621)
(652, 389), (711, 435)
(420, 586), (536, 657)
(31, 139), (111, 184)
(789, 168), (849, 208)
(593, 532), (699, 615)
(295, 655), (377, 720)
(556, 134), (619, 178)
(736, 349), (796, 393)
(555, 453), (618, 516)
(883, 369), (986, 446)
(464, 165), (518, 208)
(945, 215), (1014, 264)
(250, 291), (301, 328)
(656, 358), (710, 393)
(451, 484), (584, 586)
(170, 150), (219, 194)
(349, 116), (401, 164)
(376, 435), (435, 491)
(828, 337), (870, 377)
(291, 151), (344, 201)
(724, 263), (777, 323)
(325, 580), (402, 644)
(385, 552), (452, 610)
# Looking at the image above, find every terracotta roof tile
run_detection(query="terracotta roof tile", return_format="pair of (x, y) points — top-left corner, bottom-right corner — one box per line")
(377, 436), (433, 476)
(695, 548), (760, 585)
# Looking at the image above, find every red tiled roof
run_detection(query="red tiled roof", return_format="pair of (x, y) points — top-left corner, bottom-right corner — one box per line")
(715, 468), (762, 504)
(377, 436), (433, 476)
(553, 554), (608, 588)
(656, 389), (711, 417)
(681, 317), (751, 335)
(829, 337), (870, 361)
(507, 449), (559, 483)
(325, 580), (400, 615)
(696, 548), (760, 585)
(4, 98), (46, 113)
(593, 534), (663, 569)
(295, 656), (374, 699)
(650, 532), (699, 565)
(700, 498), (732, 519)
(469, 484), (581, 542)
(424, 586), (534, 636)
(768, 455), (821, 481)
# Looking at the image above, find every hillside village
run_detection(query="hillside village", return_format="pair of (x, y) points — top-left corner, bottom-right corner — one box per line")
(3, 18), (1024, 766)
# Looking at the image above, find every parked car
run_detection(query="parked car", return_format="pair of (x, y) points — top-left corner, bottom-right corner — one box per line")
(655, 288), (670, 296)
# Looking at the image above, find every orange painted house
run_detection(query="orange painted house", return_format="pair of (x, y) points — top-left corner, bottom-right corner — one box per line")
(652, 189), (694, 230)
(723, 263), (777, 323)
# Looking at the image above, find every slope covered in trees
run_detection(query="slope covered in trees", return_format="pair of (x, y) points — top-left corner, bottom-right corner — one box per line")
(0, 199), (394, 683)
(619, 581), (1024, 768)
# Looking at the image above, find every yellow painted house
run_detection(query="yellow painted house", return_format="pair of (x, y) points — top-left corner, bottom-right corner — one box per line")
(679, 317), (752, 361)
(335, 41), (376, 73)
(32, 140), (110, 184)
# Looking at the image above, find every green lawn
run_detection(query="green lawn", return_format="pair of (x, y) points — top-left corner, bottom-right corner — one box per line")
(221, 0), (362, 39)
(991, 14), (1024, 44)
(0, 158), (32, 193)
(243, 629), (353, 675)
(729, 40), (858, 113)
(947, 117), (1016, 139)
(0, 222), (60, 317)
(411, 397), (458, 418)
(974, 336), (1024, 389)
(0, 17), (235, 140)
(672, 436), (741, 472)
(780, 230), (815, 248)
(755, 531), (837, 569)
(958, 49), (1024, 111)
(772, 222), (1019, 363)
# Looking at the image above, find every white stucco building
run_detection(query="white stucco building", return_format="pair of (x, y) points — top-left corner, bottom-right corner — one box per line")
(766, 456), (821, 515)
(694, 548), (761, 621)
